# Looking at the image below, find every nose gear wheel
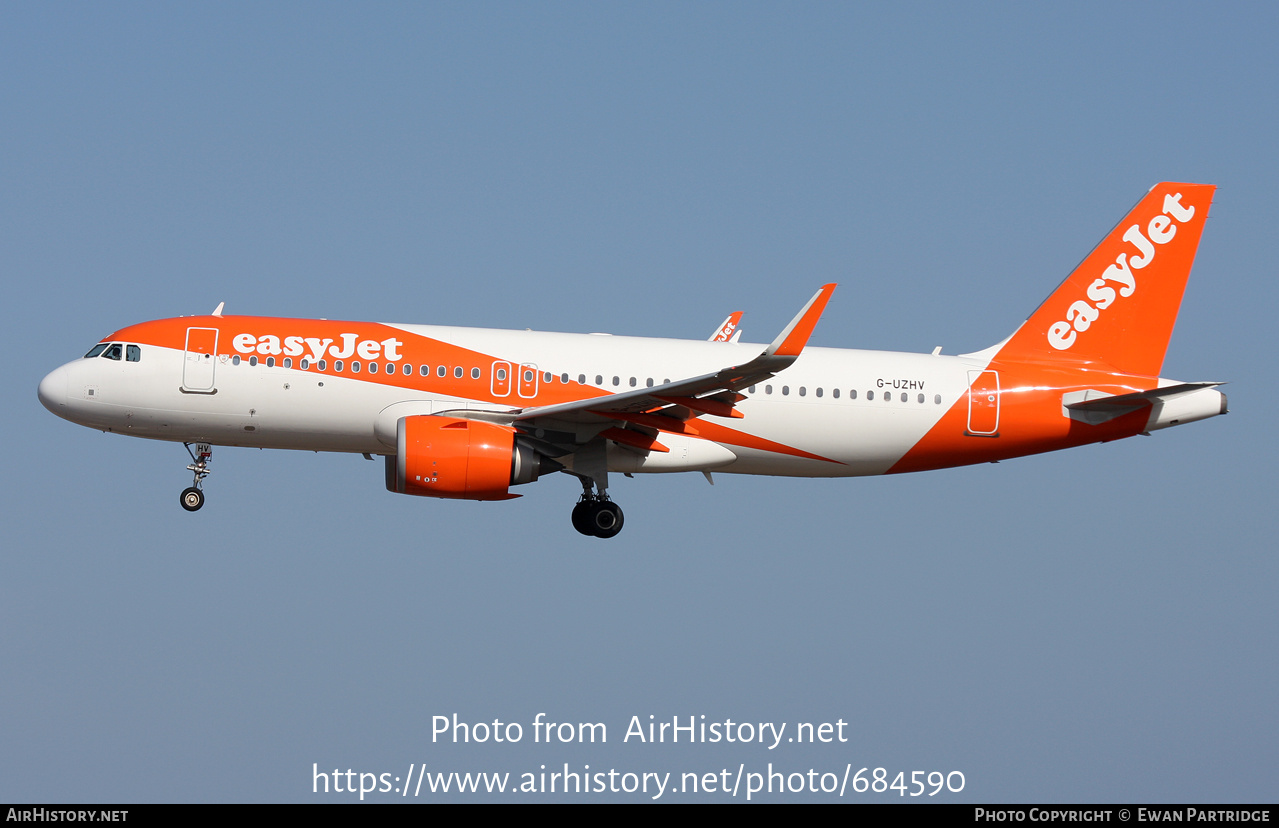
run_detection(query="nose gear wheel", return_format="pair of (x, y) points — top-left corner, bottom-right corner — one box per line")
(180, 487), (205, 511)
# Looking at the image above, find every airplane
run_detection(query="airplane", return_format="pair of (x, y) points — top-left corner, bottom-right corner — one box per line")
(38, 182), (1226, 538)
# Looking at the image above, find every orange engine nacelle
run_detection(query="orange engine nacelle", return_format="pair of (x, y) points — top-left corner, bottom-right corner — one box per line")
(384, 415), (557, 501)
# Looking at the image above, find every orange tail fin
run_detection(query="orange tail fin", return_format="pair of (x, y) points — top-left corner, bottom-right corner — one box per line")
(995, 182), (1215, 377)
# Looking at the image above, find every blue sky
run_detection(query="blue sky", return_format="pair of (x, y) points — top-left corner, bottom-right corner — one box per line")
(3, 3), (1275, 802)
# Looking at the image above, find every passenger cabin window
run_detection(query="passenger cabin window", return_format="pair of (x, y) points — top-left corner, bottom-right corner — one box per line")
(249, 356), (258, 366)
(84, 344), (108, 359)
(473, 368), (482, 379)
(437, 366), (447, 378)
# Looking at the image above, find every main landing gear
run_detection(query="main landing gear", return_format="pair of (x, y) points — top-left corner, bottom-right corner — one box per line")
(180, 442), (212, 512)
(566, 439), (624, 538)
(571, 494), (624, 539)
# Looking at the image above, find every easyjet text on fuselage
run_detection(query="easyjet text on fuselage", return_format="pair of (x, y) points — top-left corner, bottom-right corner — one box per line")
(232, 332), (405, 364)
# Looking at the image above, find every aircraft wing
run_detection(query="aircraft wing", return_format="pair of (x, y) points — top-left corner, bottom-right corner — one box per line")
(453, 285), (835, 435)
(512, 284), (833, 427)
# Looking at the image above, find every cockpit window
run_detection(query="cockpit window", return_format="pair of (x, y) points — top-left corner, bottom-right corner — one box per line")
(102, 344), (123, 361)
(84, 344), (108, 359)
(126, 345), (141, 362)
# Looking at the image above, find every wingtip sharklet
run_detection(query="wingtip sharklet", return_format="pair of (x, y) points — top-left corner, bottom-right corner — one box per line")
(766, 283), (837, 358)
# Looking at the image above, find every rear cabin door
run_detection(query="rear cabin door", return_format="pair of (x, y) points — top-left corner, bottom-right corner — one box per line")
(966, 370), (1000, 436)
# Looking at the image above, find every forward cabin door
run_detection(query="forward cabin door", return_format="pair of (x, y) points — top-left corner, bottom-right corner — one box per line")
(182, 327), (218, 392)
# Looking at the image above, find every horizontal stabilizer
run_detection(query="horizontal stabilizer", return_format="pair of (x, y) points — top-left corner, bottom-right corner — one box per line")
(1063, 382), (1224, 425)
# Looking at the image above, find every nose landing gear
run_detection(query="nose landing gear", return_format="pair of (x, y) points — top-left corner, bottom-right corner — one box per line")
(180, 443), (212, 512)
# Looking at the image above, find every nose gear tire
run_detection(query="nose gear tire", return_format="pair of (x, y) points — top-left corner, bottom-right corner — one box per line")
(180, 487), (205, 512)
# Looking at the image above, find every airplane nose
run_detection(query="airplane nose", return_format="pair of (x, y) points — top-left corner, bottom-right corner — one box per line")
(38, 364), (69, 415)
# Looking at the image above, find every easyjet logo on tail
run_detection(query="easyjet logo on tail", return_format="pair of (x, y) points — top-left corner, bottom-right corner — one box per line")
(1046, 193), (1196, 351)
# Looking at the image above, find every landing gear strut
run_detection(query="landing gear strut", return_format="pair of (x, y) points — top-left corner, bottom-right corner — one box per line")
(180, 442), (212, 512)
